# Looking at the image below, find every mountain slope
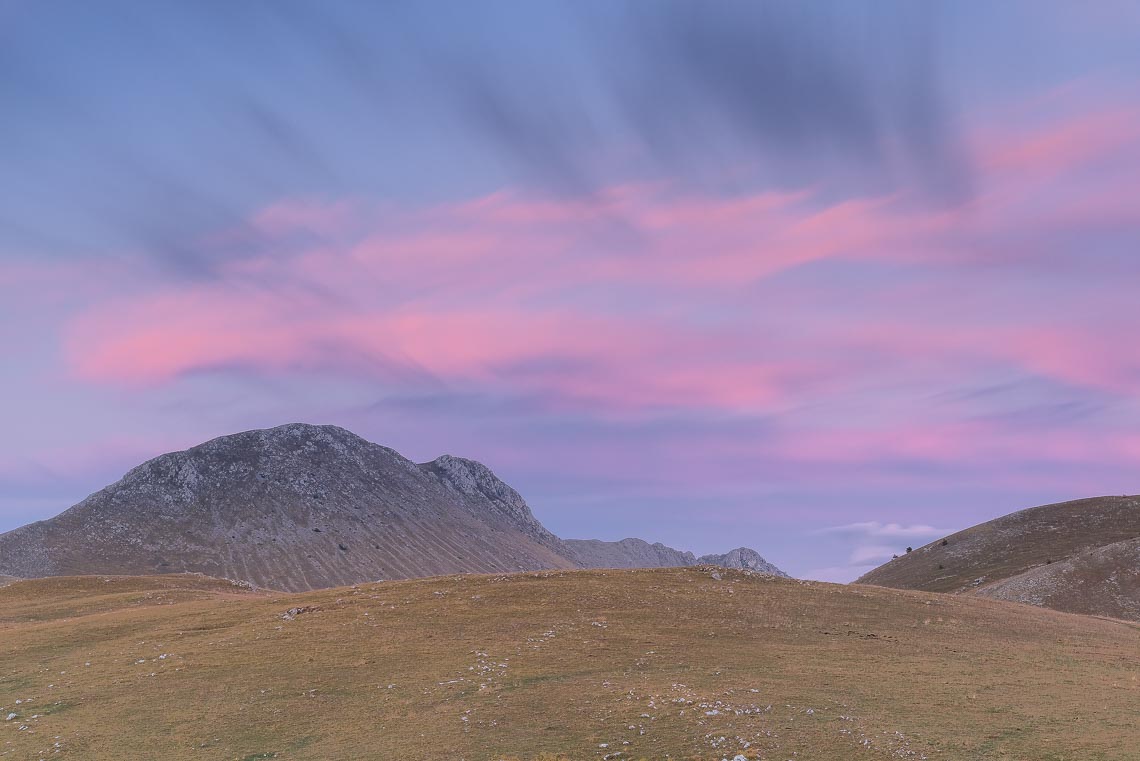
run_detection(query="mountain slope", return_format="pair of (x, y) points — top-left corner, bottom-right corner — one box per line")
(0, 424), (577, 591)
(1, 568), (1137, 760)
(973, 536), (1140, 620)
(0, 424), (785, 590)
(856, 495), (1140, 619)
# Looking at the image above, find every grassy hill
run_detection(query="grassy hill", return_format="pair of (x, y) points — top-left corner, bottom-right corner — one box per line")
(974, 536), (1140, 620)
(2, 568), (1138, 760)
(856, 496), (1140, 598)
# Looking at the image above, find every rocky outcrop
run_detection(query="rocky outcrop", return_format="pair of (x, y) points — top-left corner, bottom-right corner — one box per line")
(697, 547), (788, 577)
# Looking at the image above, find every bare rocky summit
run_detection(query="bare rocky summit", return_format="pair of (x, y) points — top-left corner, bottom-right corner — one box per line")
(857, 495), (1140, 621)
(0, 423), (785, 591)
(696, 547), (788, 576)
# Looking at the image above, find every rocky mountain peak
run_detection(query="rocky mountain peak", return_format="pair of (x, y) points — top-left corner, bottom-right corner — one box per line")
(189, 423), (383, 462)
(102, 423), (407, 514)
(420, 454), (546, 536)
(697, 547), (788, 577)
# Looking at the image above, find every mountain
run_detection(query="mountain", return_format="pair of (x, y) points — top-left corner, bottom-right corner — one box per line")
(0, 424), (577, 591)
(564, 537), (697, 569)
(696, 546), (788, 576)
(565, 539), (786, 577)
(856, 495), (1140, 620)
(0, 423), (785, 590)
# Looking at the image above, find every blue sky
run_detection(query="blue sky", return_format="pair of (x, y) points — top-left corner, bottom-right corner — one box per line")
(2, 1), (1140, 580)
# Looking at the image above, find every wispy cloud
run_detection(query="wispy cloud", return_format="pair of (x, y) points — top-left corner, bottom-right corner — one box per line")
(49, 93), (1140, 481)
(849, 545), (901, 566)
(822, 522), (954, 539)
(3, 3), (1140, 579)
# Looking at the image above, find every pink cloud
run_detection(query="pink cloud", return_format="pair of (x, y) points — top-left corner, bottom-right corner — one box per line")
(980, 105), (1140, 177)
(56, 88), (1140, 453)
(766, 422), (1140, 470)
(67, 292), (816, 412)
(0, 431), (185, 484)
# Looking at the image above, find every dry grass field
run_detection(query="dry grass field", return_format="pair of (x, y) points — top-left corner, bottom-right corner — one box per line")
(1, 568), (1137, 761)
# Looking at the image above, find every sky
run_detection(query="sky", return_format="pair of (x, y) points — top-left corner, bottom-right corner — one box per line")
(2, 1), (1139, 581)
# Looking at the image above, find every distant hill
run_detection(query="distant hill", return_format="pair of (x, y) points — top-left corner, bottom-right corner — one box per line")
(856, 495), (1140, 620)
(696, 546), (787, 576)
(565, 539), (786, 576)
(0, 424), (785, 590)
(565, 537), (696, 568)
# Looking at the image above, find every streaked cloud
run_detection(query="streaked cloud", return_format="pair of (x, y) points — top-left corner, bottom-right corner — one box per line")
(2, 2), (1140, 582)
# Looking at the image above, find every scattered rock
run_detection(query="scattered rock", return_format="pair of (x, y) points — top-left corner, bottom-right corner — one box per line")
(281, 606), (319, 621)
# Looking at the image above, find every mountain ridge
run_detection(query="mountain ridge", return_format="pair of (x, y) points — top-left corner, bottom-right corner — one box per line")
(0, 423), (784, 590)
